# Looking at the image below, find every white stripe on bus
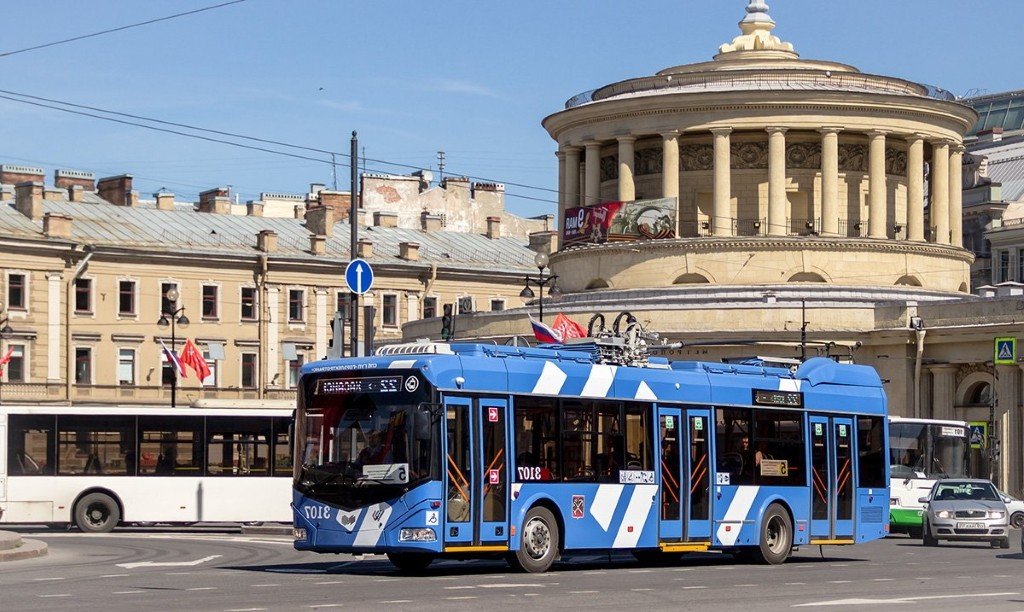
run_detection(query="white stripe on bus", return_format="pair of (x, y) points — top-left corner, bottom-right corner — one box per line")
(581, 365), (617, 398)
(716, 486), (760, 546)
(531, 361), (568, 396)
(612, 485), (656, 548)
(634, 381), (657, 401)
(591, 484), (625, 531)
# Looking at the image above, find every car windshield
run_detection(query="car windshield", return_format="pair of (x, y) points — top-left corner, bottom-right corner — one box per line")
(932, 482), (1000, 502)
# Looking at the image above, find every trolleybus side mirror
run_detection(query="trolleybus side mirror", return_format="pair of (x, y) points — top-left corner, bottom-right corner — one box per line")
(414, 405), (436, 442)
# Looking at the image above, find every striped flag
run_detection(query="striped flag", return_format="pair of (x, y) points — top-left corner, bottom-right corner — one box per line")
(159, 339), (185, 376)
(0, 346), (13, 376)
(529, 315), (562, 344)
(179, 338), (211, 381)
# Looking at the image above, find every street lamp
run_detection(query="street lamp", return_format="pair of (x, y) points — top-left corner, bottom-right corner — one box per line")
(0, 300), (13, 405)
(157, 288), (189, 408)
(519, 252), (561, 322)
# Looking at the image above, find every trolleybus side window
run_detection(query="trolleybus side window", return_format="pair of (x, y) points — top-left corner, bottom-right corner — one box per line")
(624, 404), (650, 471)
(857, 416), (886, 488)
(207, 416), (272, 476)
(513, 397), (558, 481)
(6, 414), (55, 475)
(139, 416), (203, 475)
(716, 408), (753, 485)
(751, 410), (805, 486)
(57, 415), (135, 476)
(446, 404), (472, 523)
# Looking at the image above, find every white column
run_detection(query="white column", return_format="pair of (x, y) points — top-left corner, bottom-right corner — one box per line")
(949, 144), (964, 248)
(711, 128), (733, 237)
(47, 273), (61, 380)
(907, 134), (925, 242)
(556, 150), (567, 227)
(928, 364), (957, 421)
(584, 140), (602, 207)
(931, 139), (950, 245)
(315, 288), (327, 361)
(662, 130), (680, 201)
(617, 135), (636, 202)
(266, 287), (280, 386)
(767, 127), (788, 237)
(564, 145), (581, 211)
(867, 130), (888, 239)
(819, 127), (841, 236)
(996, 365), (1019, 490)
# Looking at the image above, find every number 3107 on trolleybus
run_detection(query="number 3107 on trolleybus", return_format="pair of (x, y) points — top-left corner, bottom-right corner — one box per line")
(292, 335), (889, 573)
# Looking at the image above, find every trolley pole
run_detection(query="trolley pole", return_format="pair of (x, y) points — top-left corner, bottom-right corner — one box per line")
(348, 131), (360, 357)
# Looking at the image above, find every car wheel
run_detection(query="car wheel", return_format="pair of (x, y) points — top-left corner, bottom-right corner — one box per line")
(999, 538), (1011, 549)
(922, 522), (938, 547)
(74, 492), (120, 533)
(754, 503), (792, 565)
(1011, 512), (1024, 529)
(386, 552), (435, 573)
(906, 526), (923, 539)
(508, 506), (559, 573)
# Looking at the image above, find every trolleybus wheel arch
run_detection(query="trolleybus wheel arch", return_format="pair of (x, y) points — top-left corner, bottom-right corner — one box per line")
(74, 491), (121, 533)
(386, 552), (436, 573)
(754, 503), (792, 565)
(509, 505), (559, 573)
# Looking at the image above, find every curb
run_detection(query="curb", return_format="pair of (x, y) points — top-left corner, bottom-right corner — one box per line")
(241, 524), (292, 536)
(0, 531), (48, 562)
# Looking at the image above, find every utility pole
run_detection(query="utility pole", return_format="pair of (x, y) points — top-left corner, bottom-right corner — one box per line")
(349, 131), (360, 357)
(331, 153), (338, 190)
(437, 150), (446, 183)
(800, 299), (808, 362)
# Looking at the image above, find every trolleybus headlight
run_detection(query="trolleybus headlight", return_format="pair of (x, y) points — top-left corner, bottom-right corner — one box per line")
(293, 528), (308, 541)
(987, 511), (1006, 519)
(399, 528), (437, 542)
(936, 510), (952, 519)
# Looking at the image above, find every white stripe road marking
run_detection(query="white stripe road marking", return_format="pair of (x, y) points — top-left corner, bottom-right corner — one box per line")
(591, 484), (625, 531)
(634, 380), (657, 400)
(716, 486), (760, 546)
(118, 554), (221, 569)
(39, 594), (72, 598)
(447, 597), (478, 600)
(98, 574), (129, 579)
(532, 361), (567, 395)
(114, 591), (146, 595)
(793, 592), (1020, 607)
(33, 577), (66, 581)
(308, 605), (344, 609)
(581, 364), (617, 397)
(187, 587), (217, 591)
(613, 484), (656, 548)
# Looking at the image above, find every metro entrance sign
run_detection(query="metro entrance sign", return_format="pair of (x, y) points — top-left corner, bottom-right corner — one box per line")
(345, 259), (374, 295)
(994, 337), (1016, 365)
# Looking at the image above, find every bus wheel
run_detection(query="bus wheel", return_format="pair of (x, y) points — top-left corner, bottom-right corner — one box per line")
(509, 506), (559, 573)
(754, 504), (792, 565)
(1011, 512), (1024, 529)
(386, 552), (435, 573)
(74, 493), (120, 533)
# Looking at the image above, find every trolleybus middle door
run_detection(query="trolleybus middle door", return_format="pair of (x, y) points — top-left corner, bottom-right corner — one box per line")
(476, 398), (510, 546)
(685, 409), (712, 541)
(809, 415), (856, 541)
(657, 407), (684, 541)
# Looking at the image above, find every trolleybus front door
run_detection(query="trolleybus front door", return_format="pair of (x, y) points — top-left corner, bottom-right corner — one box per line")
(658, 407), (684, 541)
(809, 415), (855, 541)
(657, 407), (712, 543)
(686, 409), (712, 540)
(442, 396), (509, 551)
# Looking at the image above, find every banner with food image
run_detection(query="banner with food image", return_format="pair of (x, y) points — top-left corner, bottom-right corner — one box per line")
(563, 197), (676, 245)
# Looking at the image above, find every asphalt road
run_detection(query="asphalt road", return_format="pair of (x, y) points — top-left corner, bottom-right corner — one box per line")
(0, 528), (1021, 612)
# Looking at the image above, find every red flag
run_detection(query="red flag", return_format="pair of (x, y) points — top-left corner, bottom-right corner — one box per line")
(179, 339), (211, 381)
(0, 346), (12, 376)
(552, 313), (587, 342)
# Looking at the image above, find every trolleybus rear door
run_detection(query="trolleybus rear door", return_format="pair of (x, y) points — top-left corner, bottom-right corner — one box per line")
(658, 407), (684, 541)
(809, 415), (856, 541)
(809, 415), (832, 539)
(477, 398), (509, 546)
(832, 418), (855, 539)
(686, 409), (712, 541)
(443, 396), (475, 547)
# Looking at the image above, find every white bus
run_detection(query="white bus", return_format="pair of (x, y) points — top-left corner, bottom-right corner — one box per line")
(888, 416), (970, 537)
(0, 402), (293, 532)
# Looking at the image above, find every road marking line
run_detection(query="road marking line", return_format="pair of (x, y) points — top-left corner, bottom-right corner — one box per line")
(113, 590), (145, 595)
(734, 584), (758, 587)
(681, 586), (707, 590)
(570, 591), (600, 594)
(39, 594), (72, 598)
(477, 584), (544, 588)
(872, 579), (894, 582)
(316, 581), (345, 585)
(446, 597), (478, 600)
(118, 554), (221, 569)
(252, 584), (279, 587)
(785, 583), (807, 586)
(308, 605), (343, 609)
(380, 601), (412, 604)
(793, 591), (1020, 607)
(33, 577), (65, 581)
(444, 586), (476, 590)
(187, 587), (217, 591)
(628, 569), (652, 573)
(631, 588), (654, 592)
(98, 574), (129, 579)
(828, 580), (852, 584)
(225, 609), (267, 611)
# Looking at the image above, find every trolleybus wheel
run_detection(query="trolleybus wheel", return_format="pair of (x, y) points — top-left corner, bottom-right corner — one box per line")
(74, 492), (120, 533)
(509, 506), (559, 573)
(386, 552), (435, 573)
(754, 503), (792, 565)
(922, 522), (938, 547)
(1011, 512), (1024, 529)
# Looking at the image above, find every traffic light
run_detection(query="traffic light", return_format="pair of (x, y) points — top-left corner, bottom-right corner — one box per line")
(441, 303), (454, 341)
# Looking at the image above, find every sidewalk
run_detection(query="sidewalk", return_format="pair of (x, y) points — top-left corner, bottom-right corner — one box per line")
(0, 530), (48, 562)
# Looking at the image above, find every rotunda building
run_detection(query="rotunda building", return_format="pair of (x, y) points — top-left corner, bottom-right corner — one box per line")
(544, 0), (976, 295)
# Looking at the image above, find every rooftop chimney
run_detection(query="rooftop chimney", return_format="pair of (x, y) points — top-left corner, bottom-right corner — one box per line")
(97, 174), (134, 206)
(399, 241), (420, 261)
(44, 186), (68, 201)
(373, 211), (398, 228)
(978, 127), (1004, 143)
(486, 216), (501, 239)
(421, 212), (443, 232)
(529, 230), (559, 255)
(257, 230), (278, 253)
(246, 201), (264, 217)
(14, 181), (44, 220)
(357, 238), (373, 259)
(154, 191), (175, 211)
(43, 213), (72, 239)
(54, 169), (96, 191)
(317, 189), (350, 220)
(68, 185), (86, 202)
(198, 187), (231, 214)
(309, 234), (327, 256)
(305, 204), (334, 237)
(1, 164), (44, 186)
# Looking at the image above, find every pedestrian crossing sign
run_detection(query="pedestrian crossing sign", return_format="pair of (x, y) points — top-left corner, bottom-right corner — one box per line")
(994, 337), (1017, 365)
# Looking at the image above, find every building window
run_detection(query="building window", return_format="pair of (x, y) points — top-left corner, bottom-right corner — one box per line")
(288, 289), (305, 322)
(7, 273), (26, 310)
(118, 280), (136, 316)
(382, 294), (398, 326)
(3, 345), (26, 382)
(1018, 250), (1024, 283)
(241, 353), (258, 389)
(74, 278), (92, 314)
(490, 299), (505, 312)
(999, 250), (1010, 283)
(240, 287), (257, 321)
(423, 296), (438, 319)
(75, 347), (92, 384)
(288, 353), (305, 388)
(161, 282), (178, 315)
(202, 285), (219, 319)
(117, 348), (135, 385)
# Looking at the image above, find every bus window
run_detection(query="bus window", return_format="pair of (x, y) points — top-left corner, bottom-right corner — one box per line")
(513, 397), (558, 481)
(857, 416), (886, 488)
(594, 403), (622, 482)
(139, 416), (203, 476)
(56, 416), (135, 476)
(715, 408), (753, 485)
(272, 417), (293, 477)
(6, 414), (55, 476)
(751, 410), (804, 486)
(562, 400), (597, 481)
(207, 417), (272, 476)
(624, 404), (650, 471)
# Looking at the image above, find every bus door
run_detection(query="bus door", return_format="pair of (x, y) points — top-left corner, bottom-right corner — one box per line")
(442, 396), (509, 550)
(809, 415), (855, 541)
(657, 407), (712, 542)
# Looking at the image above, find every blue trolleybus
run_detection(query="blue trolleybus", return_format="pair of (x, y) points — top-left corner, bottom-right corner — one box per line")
(292, 336), (889, 573)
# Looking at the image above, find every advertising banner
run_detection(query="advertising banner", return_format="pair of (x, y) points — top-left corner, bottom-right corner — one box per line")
(563, 198), (676, 245)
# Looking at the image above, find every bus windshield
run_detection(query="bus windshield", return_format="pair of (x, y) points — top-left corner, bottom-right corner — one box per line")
(295, 372), (434, 507)
(889, 421), (968, 479)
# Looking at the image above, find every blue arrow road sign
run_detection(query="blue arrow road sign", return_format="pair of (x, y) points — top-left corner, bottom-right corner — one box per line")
(345, 259), (374, 295)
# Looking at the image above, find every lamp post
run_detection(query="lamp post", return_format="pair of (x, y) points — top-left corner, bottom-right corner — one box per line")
(519, 252), (562, 322)
(0, 300), (13, 405)
(157, 288), (189, 408)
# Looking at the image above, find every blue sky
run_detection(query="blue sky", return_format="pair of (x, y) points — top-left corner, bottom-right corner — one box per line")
(1, 1), (1018, 219)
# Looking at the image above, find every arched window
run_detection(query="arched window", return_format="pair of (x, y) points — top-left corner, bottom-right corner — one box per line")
(895, 275), (922, 287)
(787, 272), (826, 283)
(673, 273), (710, 284)
(966, 382), (992, 406)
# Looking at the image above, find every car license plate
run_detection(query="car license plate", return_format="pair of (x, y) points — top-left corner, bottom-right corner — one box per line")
(957, 522), (985, 529)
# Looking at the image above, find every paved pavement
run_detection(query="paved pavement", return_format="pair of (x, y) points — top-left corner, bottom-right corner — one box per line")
(0, 528), (1020, 611)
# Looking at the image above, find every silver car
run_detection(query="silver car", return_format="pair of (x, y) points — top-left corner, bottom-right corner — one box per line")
(919, 479), (1010, 549)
